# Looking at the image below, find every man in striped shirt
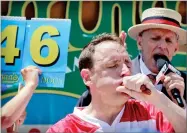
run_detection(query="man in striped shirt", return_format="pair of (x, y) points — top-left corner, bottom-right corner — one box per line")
(47, 33), (186, 133)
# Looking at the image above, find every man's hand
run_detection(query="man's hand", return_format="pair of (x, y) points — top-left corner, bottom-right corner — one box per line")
(116, 73), (160, 103)
(21, 66), (41, 88)
(119, 31), (127, 47)
(162, 72), (185, 106)
(17, 111), (26, 126)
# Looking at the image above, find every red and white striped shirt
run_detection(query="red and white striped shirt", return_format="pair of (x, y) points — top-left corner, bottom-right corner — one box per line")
(47, 99), (174, 133)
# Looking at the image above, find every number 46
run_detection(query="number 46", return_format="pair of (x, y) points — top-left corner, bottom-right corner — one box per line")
(1, 25), (60, 66)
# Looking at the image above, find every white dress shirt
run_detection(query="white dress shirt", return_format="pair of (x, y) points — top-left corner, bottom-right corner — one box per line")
(139, 54), (163, 91)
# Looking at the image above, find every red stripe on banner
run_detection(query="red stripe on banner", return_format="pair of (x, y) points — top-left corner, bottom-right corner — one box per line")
(142, 19), (180, 28)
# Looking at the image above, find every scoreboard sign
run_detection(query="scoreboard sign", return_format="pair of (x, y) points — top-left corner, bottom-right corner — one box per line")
(1, 16), (71, 88)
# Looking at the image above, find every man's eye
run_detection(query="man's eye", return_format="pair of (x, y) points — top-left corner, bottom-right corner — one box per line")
(166, 38), (172, 43)
(126, 64), (131, 69)
(125, 59), (130, 64)
(125, 59), (132, 68)
(108, 64), (118, 68)
(151, 37), (160, 41)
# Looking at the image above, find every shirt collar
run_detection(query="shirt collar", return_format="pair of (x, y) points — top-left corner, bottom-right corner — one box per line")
(73, 106), (125, 127)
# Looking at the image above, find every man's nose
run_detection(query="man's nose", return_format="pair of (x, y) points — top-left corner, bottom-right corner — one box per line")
(158, 39), (167, 49)
(120, 64), (131, 77)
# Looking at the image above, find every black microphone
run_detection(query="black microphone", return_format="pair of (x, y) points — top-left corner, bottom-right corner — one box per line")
(154, 54), (184, 107)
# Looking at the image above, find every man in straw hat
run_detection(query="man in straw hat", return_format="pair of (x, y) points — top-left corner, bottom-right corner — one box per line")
(77, 7), (186, 108)
(128, 7), (186, 106)
(47, 33), (186, 133)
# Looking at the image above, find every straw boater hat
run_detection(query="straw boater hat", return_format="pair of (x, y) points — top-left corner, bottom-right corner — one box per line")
(128, 8), (187, 45)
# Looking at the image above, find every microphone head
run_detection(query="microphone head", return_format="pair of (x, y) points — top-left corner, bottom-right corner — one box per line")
(153, 54), (170, 71)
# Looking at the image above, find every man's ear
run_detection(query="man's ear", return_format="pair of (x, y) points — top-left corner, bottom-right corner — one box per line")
(173, 43), (179, 56)
(80, 69), (92, 86)
(137, 36), (142, 50)
(119, 30), (127, 45)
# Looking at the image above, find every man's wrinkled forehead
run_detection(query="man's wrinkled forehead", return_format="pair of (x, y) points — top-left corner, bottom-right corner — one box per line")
(95, 47), (125, 54)
(94, 46), (129, 61)
(95, 41), (125, 54)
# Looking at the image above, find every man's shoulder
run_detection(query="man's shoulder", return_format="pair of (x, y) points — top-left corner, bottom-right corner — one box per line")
(76, 90), (91, 107)
(132, 55), (139, 64)
(46, 113), (99, 133)
(131, 56), (141, 75)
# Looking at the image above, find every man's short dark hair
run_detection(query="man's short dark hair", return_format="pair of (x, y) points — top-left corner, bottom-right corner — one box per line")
(78, 33), (124, 71)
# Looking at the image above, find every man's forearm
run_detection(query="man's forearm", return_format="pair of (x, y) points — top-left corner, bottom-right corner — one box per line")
(1, 84), (36, 128)
(154, 92), (186, 133)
